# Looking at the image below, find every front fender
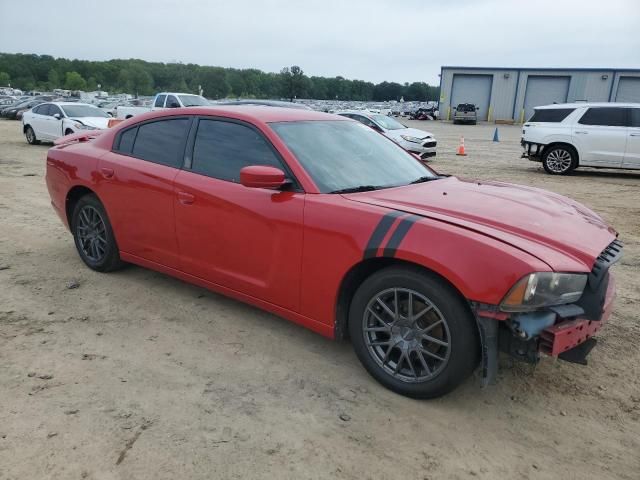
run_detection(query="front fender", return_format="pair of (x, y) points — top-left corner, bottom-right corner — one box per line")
(392, 217), (550, 305)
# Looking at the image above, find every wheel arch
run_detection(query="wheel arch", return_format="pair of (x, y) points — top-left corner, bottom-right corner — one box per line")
(65, 185), (99, 227)
(334, 257), (471, 340)
(542, 142), (579, 165)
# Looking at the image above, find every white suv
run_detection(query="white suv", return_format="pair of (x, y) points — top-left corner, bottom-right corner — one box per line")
(521, 102), (640, 175)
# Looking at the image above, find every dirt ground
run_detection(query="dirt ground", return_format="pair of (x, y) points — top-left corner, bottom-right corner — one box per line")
(1, 117), (639, 480)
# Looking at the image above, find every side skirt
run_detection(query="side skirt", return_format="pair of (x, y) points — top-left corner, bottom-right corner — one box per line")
(119, 252), (335, 339)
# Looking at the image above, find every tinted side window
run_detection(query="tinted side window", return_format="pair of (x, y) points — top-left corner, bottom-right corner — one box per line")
(192, 120), (283, 182)
(131, 118), (190, 167)
(578, 107), (629, 127)
(49, 105), (63, 117)
(166, 95), (180, 108)
(38, 104), (51, 116)
(631, 109), (640, 128)
(529, 108), (575, 122)
(117, 127), (137, 153)
(354, 115), (375, 128)
(154, 95), (166, 108)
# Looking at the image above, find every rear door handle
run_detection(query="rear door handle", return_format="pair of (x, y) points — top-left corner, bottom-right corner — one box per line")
(100, 167), (114, 178)
(574, 131), (588, 134)
(177, 191), (195, 205)
(630, 133), (640, 137)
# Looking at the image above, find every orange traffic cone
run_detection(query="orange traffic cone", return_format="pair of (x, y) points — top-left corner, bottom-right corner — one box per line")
(456, 136), (467, 156)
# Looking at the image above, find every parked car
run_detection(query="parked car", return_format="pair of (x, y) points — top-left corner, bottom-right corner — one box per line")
(1, 98), (46, 120)
(411, 107), (438, 121)
(45, 106), (621, 399)
(22, 102), (111, 144)
(151, 92), (209, 111)
(522, 102), (640, 174)
(453, 103), (479, 124)
(338, 110), (437, 160)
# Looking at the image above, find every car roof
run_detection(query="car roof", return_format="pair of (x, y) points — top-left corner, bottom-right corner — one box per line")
(127, 105), (344, 123)
(536, 102), (640, 109)
(45, 102), (97, 107)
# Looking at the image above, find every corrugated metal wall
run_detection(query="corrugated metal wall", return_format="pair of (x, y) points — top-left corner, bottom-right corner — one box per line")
(439, 67), (640, 123)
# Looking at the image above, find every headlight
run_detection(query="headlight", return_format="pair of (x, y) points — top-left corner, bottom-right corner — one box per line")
(400, 135), (423, 144)
(500, 273), (587, 312)
(73, 122), (96, 130)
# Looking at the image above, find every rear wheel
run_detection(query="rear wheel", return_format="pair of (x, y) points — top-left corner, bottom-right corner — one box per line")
(71, 194), (124, 272)
(25, 126), (39, 145)
(543, 145), (577, 175)
(349, 266), (479, 399)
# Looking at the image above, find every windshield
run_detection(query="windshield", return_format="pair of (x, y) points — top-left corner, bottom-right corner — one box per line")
(178, 95), (209, 107)
(371, 114), (405, 130)
(270, 120), (435, 193)
(61, 105), (109, 118)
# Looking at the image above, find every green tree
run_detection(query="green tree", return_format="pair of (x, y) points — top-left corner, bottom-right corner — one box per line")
(47, 69), (60, 89)
(280, 65), (307, 100)
(64, 71), (87, 91)
(199, 68), (230, 99)
(0, 71), (10, 86)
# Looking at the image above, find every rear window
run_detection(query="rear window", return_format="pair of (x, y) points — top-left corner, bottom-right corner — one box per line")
(130, 118), (191, 168)
(456, 104), (476, 112)
(529, 108), (575, 123)
(578, 107), (628, 127)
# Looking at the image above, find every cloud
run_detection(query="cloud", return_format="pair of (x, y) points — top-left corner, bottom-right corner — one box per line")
(1, 0), (638, 84)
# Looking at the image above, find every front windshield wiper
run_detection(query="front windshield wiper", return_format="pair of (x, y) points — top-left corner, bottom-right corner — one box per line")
(409, 176), (441, 184)
(330, 185), (381, 194)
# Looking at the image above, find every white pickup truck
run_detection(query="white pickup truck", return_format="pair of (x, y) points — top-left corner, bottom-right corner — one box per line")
(114, 93), (209, 119)
(151, 92), (209, 110)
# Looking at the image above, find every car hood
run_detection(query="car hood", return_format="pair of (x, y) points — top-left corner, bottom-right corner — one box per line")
(345, 176), (617, 271)
(69, 117), (110, 129)
(386, 127), (433, 140)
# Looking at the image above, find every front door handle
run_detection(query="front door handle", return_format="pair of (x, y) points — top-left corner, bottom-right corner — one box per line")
(574, 131), (588, 134)
(100, 167), (114, 178)
(630, 133), (640, 137)
(177, 191), (195, 205)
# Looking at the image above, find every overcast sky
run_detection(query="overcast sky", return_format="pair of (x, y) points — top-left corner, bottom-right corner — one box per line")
(1, 0), (638, 84)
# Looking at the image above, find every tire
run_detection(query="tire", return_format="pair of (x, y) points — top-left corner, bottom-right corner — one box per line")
(71, 194), (124, 272)
(25, 126), (39, 145)
(349, 266), (479, 399)
(542, 145), (577, 175)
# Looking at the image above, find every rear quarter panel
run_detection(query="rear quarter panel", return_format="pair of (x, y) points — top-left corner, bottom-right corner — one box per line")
(45, 142), (105, 228)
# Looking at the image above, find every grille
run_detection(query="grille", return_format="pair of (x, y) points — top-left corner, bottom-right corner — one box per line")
(589, 239), (623, 289)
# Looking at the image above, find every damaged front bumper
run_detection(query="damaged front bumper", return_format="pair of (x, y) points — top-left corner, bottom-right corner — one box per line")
(472, 239), (621, 386)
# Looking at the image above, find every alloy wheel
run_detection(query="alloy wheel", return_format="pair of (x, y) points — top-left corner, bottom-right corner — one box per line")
(26, 128), (34, 143)
(362, 288), (451, 383)
(76, 205), (108, 262)
(546, 149), (572, 173)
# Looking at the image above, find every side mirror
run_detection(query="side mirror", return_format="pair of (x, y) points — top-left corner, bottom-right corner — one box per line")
(53, 113), (61, 119)
(240, 165), (288, 190)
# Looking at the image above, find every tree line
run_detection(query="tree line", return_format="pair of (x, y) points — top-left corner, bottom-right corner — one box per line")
(0, 53), (439, 102)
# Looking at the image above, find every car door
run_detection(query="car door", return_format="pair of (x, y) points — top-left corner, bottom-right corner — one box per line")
(573, 107), (629, 167)
(28, 104), (51, 139)
(623, 108), (640, 168)
(173, 117), (305, 311)
(97, 117), (192, 269)
(46, 104), (66, 139)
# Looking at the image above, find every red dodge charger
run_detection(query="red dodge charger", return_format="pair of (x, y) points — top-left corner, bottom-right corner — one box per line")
(45, 106), (621, 398)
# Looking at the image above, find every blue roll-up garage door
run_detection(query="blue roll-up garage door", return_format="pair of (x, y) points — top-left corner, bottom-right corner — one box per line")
(450, 74), (492, 121)
(523, 76), (570, 121)
(615, 77), (640, 102)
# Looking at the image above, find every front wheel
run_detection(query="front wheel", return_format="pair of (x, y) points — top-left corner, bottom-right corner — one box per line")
(71, 194), (124, 272)
(543, 145), (577, 175)
(25, 126), (39, 145)
(349, 266), (479, 399)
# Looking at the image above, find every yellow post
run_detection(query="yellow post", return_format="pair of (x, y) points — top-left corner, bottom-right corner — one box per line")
(487, 105), (493, 123)
(519, 109), (525, 124)
(447, 106), (451, 121)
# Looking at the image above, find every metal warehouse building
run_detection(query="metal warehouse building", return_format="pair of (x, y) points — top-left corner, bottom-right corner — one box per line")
(438, 66), (640, 123)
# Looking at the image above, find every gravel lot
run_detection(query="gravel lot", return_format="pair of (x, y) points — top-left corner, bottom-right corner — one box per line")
(1, 118), (639, 480)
